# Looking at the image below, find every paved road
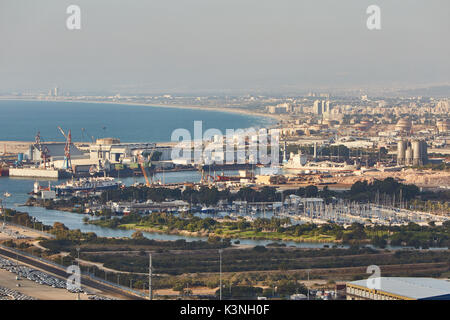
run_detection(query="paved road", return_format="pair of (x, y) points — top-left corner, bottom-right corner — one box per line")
(0, 247), (146, 300)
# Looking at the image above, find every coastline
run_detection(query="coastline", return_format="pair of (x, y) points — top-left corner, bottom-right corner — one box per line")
(0, 96), (281, 123)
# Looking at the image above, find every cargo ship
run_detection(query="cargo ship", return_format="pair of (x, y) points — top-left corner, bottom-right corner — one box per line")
(54, 177), (123, 195)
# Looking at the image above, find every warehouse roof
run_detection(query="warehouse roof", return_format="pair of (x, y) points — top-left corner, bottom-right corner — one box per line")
(348, 277), (450, 300)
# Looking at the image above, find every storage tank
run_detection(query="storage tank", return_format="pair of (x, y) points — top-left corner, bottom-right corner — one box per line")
(27, 145), (33, 161)
(420, 140), (428, 165)
(412, 140), (421, 166)
(397, 140), (407, 165)
(405, 147), (413, 166)
(17, 153), (24, 162)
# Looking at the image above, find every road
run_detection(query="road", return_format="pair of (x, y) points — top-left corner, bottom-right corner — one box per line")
(0, 246), (146, 300)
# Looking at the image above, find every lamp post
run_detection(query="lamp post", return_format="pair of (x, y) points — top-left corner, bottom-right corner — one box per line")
(76, 247), (81, 301)
(0, 199), (5, 227)
(307, 269), (310, 300)
(219, 249), (223, 300)
(76, 247), (80, 267)
(149, 253), (153, 300)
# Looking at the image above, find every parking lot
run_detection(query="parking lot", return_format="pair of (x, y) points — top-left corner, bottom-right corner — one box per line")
(0, 256), (113, 300)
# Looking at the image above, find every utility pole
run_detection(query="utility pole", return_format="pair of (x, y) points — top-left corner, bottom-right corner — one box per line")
(219, 249), (223, 300)
(0, 199), (5, 227)
(307, 269), (310, 300)
(149, 253), (153, 300)
(76, 247), (81, 301)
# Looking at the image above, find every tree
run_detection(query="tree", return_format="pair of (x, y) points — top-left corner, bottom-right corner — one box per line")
(305, 185), (319, 197)
(131, 231), (145, 240)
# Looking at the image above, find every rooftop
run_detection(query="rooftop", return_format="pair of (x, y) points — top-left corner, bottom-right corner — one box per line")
(348, 277), (450, 300)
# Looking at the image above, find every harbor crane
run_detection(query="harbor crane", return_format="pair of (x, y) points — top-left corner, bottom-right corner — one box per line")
(138, 146), (156, 187)
(57, 126), (72, 171)
(35, 131), (51, 168)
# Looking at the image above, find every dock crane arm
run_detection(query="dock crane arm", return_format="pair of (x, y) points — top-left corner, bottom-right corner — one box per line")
(57, 126), (72, 171)
(138, 152), (151, 187)
(57, 126), (68, 139)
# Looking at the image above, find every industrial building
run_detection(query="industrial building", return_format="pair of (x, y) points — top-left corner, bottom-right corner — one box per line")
(397, 139), (428, 166)
(10, 133), (175, 178)
(27, 142), (86, 164)
(346, 277), (450, 300)
(87, 138), (156, 164)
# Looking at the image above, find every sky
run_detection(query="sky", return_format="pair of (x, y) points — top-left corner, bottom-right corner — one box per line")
(0, 0), (449, 94)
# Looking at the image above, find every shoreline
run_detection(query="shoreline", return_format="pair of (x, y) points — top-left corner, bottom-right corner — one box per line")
(0, 96), (281, 123)
(99, 222), (341, 245)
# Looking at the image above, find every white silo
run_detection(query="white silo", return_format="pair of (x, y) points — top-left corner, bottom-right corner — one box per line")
(412, 140), (421, 166)
(397, 140), (407, 165)
(405, 146), (413, 166)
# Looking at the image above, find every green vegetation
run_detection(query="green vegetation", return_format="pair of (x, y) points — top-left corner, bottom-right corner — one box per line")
(89, 211), (450, 248)
(76, 246), (450, 276)
(0, 208), (50, 232)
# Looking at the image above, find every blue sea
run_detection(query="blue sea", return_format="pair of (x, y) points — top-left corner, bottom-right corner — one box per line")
(0, 99), (272, 143)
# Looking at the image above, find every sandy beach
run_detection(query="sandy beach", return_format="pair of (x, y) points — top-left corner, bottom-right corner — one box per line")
(0, 97), (282, 122)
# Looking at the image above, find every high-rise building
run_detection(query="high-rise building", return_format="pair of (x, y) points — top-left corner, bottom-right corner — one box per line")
(324, 100), (332, 114)
(313, 100), (322, 115)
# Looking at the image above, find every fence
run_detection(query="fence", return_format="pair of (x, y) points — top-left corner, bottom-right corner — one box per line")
(0, 244), (148, 299)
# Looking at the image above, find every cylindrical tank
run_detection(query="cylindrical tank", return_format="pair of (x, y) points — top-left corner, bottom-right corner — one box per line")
(405, 147), (413, 166)
(397, 141), (406, 165)
(17, 153), (24, 162)
(421, 140), (428, 164)
(28, 145), (33, 161)
(412, 140), (421, 166)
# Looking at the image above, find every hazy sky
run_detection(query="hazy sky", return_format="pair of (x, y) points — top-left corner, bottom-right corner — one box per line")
(0, 0), (449, 94)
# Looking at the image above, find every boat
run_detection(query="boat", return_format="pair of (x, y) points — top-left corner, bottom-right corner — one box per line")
(54, 177), (122, 195)
(0, 167), (9, 177)
(3, 192), (11, 197)
(201, 206), (216, 214)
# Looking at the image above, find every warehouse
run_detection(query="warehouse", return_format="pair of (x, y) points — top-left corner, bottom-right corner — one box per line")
(346, 277), (450, 300)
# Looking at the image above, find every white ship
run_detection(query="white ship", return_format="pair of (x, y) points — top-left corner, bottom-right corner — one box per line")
(283, 153), (359, 173)
(55, 177), (122, 195)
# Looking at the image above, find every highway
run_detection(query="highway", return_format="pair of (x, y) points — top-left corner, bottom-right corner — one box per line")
(0, 246), (146, 300)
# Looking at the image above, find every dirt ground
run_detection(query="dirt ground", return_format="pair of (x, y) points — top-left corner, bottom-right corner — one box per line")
(0, 224), (51, 241)
(155, 286), (216, 296)
(334, 169), (450, 188)
(0, 141), (32, 155)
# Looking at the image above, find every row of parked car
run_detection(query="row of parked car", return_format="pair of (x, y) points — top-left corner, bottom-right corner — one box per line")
(0, 256), (115, 300)
(0, 256), (83, 292)
(0, 286), (35, 300)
